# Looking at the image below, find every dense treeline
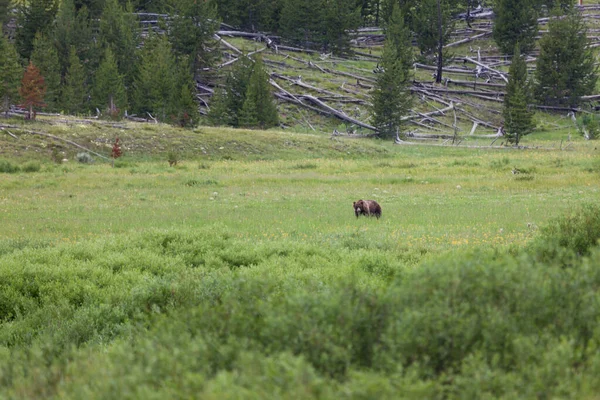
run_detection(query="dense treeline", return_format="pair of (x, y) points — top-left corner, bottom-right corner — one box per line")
(0, 0), (596, 132)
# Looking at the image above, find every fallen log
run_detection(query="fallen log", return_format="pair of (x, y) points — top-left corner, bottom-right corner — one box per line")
(300, 95), (377, 131)
(0, 124), (111, 161)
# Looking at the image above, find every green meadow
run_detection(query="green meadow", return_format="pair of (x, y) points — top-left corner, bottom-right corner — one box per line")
(1, 124), (600, 398)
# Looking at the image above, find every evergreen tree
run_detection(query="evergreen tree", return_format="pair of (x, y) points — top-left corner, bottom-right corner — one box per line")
(0, 0), (12, 25)
(168, 0), (220, 76)
(54, 0), (97, 77)
(381, 0), (414, 27)
(132, 34), (177, 121)
(30, 33), (61, 111)
(171, 58), (200, 127)
(0, 29), (23, 117)
(207, 55), (254, 127)
(279, 0), (325, 49)
(411, 0), (453, 60)
(215, 0), (282, 32)
(371, 5), (413, 139)
(493, 0), (538, 54)
(386, 2), (414, 72)
(239, 57), (278, 129)
(20, 61), (47, 119)
(99, 0), (138, 88)
(91, 47), (126, 116)
(61, 46), (87, 114)
(15, 0), (59, 59)
(503, 44), (534, 145)
(535, 8), (597, 107)
(323, 0), (361, 55)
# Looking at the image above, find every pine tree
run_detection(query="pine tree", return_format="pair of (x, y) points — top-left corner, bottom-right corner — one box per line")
(239, 57), (279, 129)
(61, 46), (87, 114)
(171, 59), (200, 127)
(371, 5), (413, 139)
(503, 44), (534, 145)
(15, 0), (59, 59)
(386, 2), (413, 72)
(207, 55), (254, 127)
(132, 34), (178, 121)
(30, 33), (61, 111)
(20, 61), (47, 119)
(54, 0), (97, 77)
(91, 47), (126, 116)
(168, 0), (220, 75)
(0, 29), (23, 117)
(535, 8), (597, 107)
(0, 0), (12, 25)
(323, 0), (361, 55)
(279, 0), (325, 49)
(411, 0), (453, 64)
(99, 0), (138, 88)
(493, 0), (538, 54)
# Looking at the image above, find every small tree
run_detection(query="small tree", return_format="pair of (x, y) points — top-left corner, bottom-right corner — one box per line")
(535, 7), (598, 107)
(92, 47), (127, 117)
(61, 46), (87, 115)
(0, 27), (23, 117)
(239, 57), (279, 129)
(493, 0), (538, 54)
(30, 32), (61, 111)
(371, 4), (413, 139)
(503, 43), (534, 145)
(207, 55), (254, 127)
(19, 61), (46, 120)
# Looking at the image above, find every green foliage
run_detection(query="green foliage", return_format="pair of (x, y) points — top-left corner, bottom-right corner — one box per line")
(15, 0), (59, 60)
(279, 0), (360, 55)
(493, 0), (538, 54)
(0, 159), (20, 173)
(214, 0), (282, 32)
(371, 5), (413, 139)
(411, 0), (453, 60)
(53, 0), (98, 78)
(132, 34), (176, 119)
(239, 57), (279, 129)
(21, 160), (41, 172)
(61, 46), (88, 114)
(0, 221), (600, 397)
(577, 113), (600, 140)
(91, 47), (126, 116)
(0, 0), (12, 25)
(535, 7), (598, 107)
(98, 0), (138, 88)
(208, 55), (254, 127)
(0, 28), (23, 117)
(30, 33), (61, 111)
(168, 0), (220, 74)
(503, 44), (534, 145)
(529, 203), (600, 263)
(323, 0), (362, 55)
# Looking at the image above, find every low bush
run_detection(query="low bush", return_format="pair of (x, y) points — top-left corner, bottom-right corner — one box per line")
(0, 159), (20, 173)
(21, 161), (41, 172)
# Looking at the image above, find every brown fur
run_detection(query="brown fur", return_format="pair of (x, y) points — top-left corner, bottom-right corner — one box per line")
(353, 199), (382, 219)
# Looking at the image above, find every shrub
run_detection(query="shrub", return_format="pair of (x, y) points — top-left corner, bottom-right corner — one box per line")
(21, 161), (41, 172)
(529, 203), (600, 263)
(0, 159), (20, 173)
(76, 152), (94, 164)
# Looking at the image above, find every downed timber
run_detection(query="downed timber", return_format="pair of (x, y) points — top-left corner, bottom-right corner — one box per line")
(444, 31), (492, 48)
(464, 57), (509, 83)
(445, 78), (506, 89)
(0, 124), (111, 161)
(300, 95), (377, 131)
(414, 63), (477, 75)
(213, 34), (242, 55)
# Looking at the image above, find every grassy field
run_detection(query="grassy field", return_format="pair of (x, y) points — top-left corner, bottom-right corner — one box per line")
(1, 123), (600, 398)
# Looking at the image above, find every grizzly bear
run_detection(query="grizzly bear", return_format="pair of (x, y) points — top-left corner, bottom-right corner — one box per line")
(353, 199), (382, 219)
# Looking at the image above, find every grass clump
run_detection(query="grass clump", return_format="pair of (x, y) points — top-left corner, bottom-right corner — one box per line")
(0, 159), (20, 173)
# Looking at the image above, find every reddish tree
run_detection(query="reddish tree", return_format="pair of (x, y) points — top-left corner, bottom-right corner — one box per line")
(111, 137), (122, 159)
(19, 61), (46, 120)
